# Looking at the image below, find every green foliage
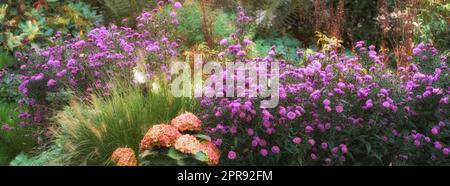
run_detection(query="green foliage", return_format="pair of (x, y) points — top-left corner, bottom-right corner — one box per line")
(100, 0), (149, 20)
(0, 102), (38, 165)
(415, 1), (450, 50)
(0, 0), (101, 52)
(9, 142), (65, 166)
(253, 34), (301, 62)
(54, 77), (200, 165)
(140, 147), (209, 166)
(176, 1), (236, 48)
(0, 70), (21, 103)
(0, 50), (14, 69)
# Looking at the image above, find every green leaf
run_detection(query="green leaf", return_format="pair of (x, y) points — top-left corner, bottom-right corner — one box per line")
(167, 147), (187, 160)
(195, 134), (211, 142)
(193, 152), (208, 162)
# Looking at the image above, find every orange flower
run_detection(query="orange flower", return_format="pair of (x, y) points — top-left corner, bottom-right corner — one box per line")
(174, 134), (202, 155)
(140, 124), (181, 151)
(171, 112), (202, 132)
(111, 148), (138, 166)
(200, 141), (221, 166)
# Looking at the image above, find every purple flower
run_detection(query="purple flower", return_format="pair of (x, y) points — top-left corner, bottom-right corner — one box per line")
(339, 144), (348, 154)
(310, 90), (321, 101)
(219, 39), (228, 46)
(47, 79), (57, 87)
(47, 60), (61, 68)
(335, 105), (344, 113)
(412, 47), (422, 55)
(260, 149), (268, 157)
(173, 2), (182, 9)
(382, 101), (391, 108)
(1, 124), (12, 131)
(414, 140), (421, 147)
(443, 148), (450, 156)
(431, 127), (440, 136)
(31, 73), (44, 81)
(308, 139), (316, 146)
(305, 126), (314, 133)
(323, 99), (331, 106)
(434, 142), (443, 150)
(227, 151), (237, 160)
(286, 112), (296, 120)
(310, 153), (318, 160)
(243, 39), (253, 45)
(247, 128), (254, 136)
(214, 139), (223, 146)
(321, 142), (328, 149)
(237, 50), (246, 57)
(169, 12), (177, 18)
(271, 146), (280, 154)
(292, 137), (302, 144)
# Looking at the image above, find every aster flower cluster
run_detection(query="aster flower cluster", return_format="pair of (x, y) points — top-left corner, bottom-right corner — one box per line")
(139, 112), (220, 166)
(14, 1), (183, 143)
(201, 9), (449, 165)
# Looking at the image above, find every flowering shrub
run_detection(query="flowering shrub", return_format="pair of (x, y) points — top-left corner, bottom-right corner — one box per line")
(140, 124), (182, 150)
(139, 113), (220, 166)
(0, 102), (38, 165)
(54, 76), (199, 165)
(171, 112), (203, 132)
(199, 7), (449, 166)
(111, 148), (138, 166)
(15, 0), (184, 142)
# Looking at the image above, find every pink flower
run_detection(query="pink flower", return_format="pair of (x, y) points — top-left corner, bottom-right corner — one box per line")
(382, 101), (391, 108)
(260, 149), (268, 157)
(271, 146), (280, 154)
(434, 142), (443, 150)
(47, 79), (57, 87)
(292, 137), (302, 144)
(431, 127), (440, 136)
(169, 12), (177, 18)
(174, 2), (182, 9)
(308, 139), (316, 146)
(323, 99), (331, 106)
(286, 112), (296, 120)
(227, 151), (237, 160)
(219, 39), (228, 46)
(335, 105), (344, 113)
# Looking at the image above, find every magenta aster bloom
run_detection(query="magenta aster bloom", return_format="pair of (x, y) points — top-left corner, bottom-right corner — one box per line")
(219, 39), (228, 46)
(431, 127), (440, 136)
(173, 2), (182, 9)
(382, 101), (391, 108)
(286, 112), (296, 120)
(47, 79), (57, 87)
(323, 99), (331, 106)
(292, 137), (302, 144)
(271, 146), (280, 154)
(227, 151), (237, 160)
(308, 139), (316, 146)
(443, 148), (450, 156)
(169, 12), (177, 18)
(260, 149), (268, 157)
(335, 105), (344, 113)
(31, 73), (44, 81)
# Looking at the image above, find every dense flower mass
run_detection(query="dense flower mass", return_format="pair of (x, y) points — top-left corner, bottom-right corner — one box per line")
(14, 0), (183, 142)
(201, 17), (449, 165)
(111, 148), (138, 166)
(174, 134), (202, 155)
(140, 124), (181, 150)
(171, 112), (202, 132)
(200, 141), (221, 166)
